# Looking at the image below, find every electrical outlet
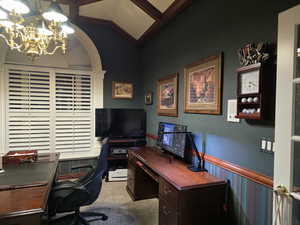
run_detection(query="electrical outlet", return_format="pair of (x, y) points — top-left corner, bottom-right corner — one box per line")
(261, 139), (266, 150)
(267, 141), (272, 152)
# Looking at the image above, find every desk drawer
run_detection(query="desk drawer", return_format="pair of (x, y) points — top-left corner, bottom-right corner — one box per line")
(159, 178), (179, 210)
(0, 214), (41, 225)
(159, 199), (179, 225)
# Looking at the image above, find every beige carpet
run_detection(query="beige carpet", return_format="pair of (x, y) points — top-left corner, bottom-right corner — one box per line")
(82, 181), (159, 225)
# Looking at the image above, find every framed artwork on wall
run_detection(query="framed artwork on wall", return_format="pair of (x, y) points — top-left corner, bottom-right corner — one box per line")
(112, 81), (133, 99)
(184, 54), (223, 114)
(157, 73), (178, 117)
(145, 92), (153, 105)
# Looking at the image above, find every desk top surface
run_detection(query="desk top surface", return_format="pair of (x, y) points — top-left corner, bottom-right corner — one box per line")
(130, 147), (225, 191)
(0, 153), (59, 218)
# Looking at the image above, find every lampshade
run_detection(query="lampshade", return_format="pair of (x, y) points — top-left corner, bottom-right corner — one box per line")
(61, 23), (74, 34)
(0, 8), (7, 19)
(0, 0), (30, 14)
(42, 2), (68, 23)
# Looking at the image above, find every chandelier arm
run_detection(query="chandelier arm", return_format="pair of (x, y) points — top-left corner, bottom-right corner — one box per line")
(44, 45), (64, 55)
(0, 0), (71, 60)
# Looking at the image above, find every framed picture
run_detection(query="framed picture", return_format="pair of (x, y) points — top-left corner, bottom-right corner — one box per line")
(112, 81), (133, 99)
(157, 74), (178, 117)
(145, 92), (153, 105)
(184, 54), (223, 114)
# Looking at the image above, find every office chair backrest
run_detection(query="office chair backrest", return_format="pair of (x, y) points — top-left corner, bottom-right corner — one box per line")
(82, 138), (110, 205)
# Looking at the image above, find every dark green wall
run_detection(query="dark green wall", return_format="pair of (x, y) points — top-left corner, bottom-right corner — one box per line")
(77, 21), (143, 109)
(140, 0), (299, 177)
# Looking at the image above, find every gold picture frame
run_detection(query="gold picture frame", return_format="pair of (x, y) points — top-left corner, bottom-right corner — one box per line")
(184, 54), (223, 114)
(112, 81), (134, 99)
(157, 73), (178, 117)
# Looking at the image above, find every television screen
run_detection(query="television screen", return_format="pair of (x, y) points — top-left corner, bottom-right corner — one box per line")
(95, 109), (146, 138)
(157, 122), (187, 158)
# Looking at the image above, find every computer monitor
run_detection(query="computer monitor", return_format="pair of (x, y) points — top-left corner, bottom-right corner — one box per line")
(157, 122), (187, 158)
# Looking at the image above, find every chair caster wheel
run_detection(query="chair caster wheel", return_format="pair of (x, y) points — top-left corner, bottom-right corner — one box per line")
(101, 215), (108, 221)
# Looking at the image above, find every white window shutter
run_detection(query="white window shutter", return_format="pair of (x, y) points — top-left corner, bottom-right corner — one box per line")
(55, 72), (92, 153)
(7, 68), (51, 152)
(6, 66), (94, 155)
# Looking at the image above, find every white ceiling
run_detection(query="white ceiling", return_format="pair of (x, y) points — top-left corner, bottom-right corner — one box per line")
(79, 0), (175, 40)
(147, 0), (175, 12)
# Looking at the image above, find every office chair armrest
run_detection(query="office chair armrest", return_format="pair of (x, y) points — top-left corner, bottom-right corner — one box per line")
(71, 165), (94, 171)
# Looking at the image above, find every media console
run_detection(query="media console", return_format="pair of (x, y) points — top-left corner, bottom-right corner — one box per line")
(106, 138), (146, 182)
(127, 147), (226, 225)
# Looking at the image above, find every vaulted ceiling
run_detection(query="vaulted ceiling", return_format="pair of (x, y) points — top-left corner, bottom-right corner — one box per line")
(52, 0), (192, 44)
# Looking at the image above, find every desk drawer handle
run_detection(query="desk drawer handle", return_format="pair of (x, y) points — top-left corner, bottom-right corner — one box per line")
(163, 186), (172, 195)
(162, 205), (171, 216)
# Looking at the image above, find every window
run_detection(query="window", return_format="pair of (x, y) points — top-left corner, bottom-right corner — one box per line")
(5, 65), (95, 156)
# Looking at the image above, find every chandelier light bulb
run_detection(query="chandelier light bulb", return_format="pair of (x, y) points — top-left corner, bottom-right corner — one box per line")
(0, 0), (30, 14)
(0, 20), (13, 27)
(0, 8), (7, 19)
(42, 2), (68, 23)
(38, 27), (53, 36)
(61, 23), (74, 34)
(37, 21), (53, 36)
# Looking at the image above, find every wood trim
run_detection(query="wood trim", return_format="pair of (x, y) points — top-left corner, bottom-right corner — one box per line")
(75, 16), (138, 44)
(146, 133), (273, 188)
(43, 0), (74, 5)
(201, 153), (273, 188)
(78, 0), (102, 6)
(130, 0), (162, 20)
(138, 0), (193, 44)
(69, 1), (79, 20)
(146, 133), (159, 140)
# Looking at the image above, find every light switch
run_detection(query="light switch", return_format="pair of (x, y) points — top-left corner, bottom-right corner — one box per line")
(227, 99), (240, 123)
(267, 141), (272, 152)
(261, 139), (266, 150)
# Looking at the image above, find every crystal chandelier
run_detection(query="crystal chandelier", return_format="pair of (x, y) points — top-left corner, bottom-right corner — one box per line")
(0, 0), (74, 60)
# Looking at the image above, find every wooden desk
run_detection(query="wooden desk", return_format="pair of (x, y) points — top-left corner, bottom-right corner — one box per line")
(0, 153), (59, 225)
(127, 147), (226, 225)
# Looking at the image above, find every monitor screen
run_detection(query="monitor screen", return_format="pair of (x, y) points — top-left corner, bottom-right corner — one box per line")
(157, 122), (187, 158)
(96, 109), (146, 138)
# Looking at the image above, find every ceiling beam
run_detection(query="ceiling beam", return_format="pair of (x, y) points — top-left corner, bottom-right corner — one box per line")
(43, 0), (75, 5)
(78, 0), (102, 6)
(75, 16), (138, 44)
(69, 1), (79, 20)
(130, 0), (162, 21)
(138, 0), (193, 44)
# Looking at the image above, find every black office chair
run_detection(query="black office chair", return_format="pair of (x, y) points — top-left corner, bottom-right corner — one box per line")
(49, 138), (110, 225)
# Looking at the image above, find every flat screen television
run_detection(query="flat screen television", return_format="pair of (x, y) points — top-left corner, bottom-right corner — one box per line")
(157, 122), (187, 158)
(95, 109), (146, 139)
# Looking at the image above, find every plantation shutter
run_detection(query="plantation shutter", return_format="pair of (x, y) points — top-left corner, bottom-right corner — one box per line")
(55, 72), (92, 152)
(7, 68), (51, 152)
(6, 66), (94, 154)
